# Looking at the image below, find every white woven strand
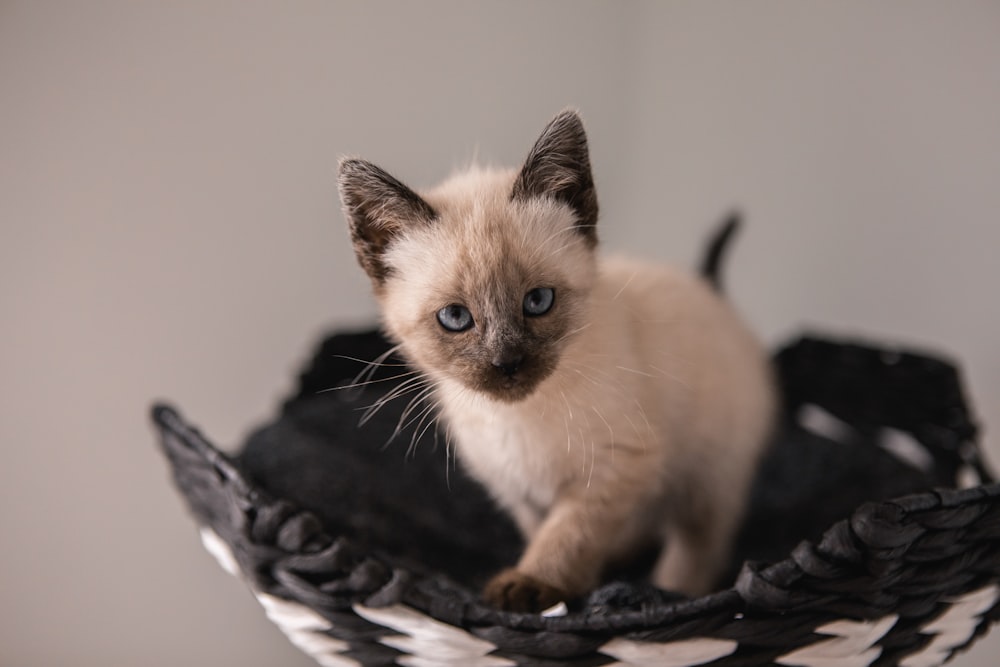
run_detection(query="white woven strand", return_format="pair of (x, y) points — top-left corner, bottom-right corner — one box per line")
(257, 593), (332, 632)
(199, 529), (359, 667)
(900, 584), (1000, 667)
(255, 592), (357, 667)
(776, 614), (898, 667)
(199, 527), (240, 576)
(396, 654), (520, 667)
(599, 636), (738, 667)
(354, 603), (514, 666)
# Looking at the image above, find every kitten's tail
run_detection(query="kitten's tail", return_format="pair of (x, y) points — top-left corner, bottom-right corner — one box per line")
(699, 211), (742, 293)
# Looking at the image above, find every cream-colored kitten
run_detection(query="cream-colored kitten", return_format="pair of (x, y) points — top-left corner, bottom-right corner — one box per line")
(338, 110), (775, 612)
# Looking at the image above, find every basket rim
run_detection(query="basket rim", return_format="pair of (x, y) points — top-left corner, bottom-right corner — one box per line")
(152, 400), (1000, 636)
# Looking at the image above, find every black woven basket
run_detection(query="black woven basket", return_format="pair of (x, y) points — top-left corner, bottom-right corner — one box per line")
(153, 329), (1000, 667)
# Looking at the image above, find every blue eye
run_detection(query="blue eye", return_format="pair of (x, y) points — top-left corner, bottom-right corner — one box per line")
(523, 287), (555, 316)
(437, 304), (474, 332)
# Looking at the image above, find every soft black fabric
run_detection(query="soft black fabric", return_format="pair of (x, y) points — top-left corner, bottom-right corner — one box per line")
(239, 329), (956, 601)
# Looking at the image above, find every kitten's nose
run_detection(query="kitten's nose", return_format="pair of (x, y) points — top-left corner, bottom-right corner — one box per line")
(492, 354), (524, 377)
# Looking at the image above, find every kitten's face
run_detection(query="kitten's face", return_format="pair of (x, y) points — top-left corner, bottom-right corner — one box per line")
(381, 173), (595, 401)
(339, 110), (599, 402)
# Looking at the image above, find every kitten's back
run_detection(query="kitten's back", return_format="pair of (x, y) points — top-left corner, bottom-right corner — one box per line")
(595, 255), (775, 461)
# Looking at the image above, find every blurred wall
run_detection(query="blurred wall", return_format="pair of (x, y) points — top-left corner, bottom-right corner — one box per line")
(2, 2), (998, 665)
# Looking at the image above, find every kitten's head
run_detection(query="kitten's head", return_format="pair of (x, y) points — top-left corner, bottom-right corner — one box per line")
(338, 110), (599, 402)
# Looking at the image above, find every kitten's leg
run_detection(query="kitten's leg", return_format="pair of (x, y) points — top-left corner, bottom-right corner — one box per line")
(483, 484), (653, 612)
(652, 491), (743, 596)
(507, 502), (543, 537)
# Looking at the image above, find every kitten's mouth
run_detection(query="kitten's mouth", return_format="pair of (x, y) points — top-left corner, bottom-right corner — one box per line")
(489, 378), (538, 402)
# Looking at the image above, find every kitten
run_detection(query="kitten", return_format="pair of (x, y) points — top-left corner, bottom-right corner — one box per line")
(337, 110), (776, 612)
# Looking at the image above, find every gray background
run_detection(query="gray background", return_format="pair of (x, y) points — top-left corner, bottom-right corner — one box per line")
(2, 1), (999, 665)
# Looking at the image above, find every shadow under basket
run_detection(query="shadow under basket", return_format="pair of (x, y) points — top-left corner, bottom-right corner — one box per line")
(153, 329), (1000, 667)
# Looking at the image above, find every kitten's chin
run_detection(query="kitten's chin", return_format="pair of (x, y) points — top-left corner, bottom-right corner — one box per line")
(481, 382), (540, 404)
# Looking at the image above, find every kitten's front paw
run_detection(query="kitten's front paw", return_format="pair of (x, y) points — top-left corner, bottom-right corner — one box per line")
(483, 568), (568, 613)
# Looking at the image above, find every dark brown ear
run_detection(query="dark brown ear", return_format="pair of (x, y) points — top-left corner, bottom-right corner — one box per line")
(512, 109), (598, 246)
(338, 158), (437, 285)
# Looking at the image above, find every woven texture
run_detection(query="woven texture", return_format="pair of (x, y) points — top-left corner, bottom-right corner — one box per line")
(153, 330), (1000, 666)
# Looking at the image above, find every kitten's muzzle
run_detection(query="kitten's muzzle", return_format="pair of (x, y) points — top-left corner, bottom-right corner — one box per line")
(476, 351), (554, 403)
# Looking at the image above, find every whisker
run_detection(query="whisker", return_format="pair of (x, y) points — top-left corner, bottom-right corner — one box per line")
(378, 384), (433, 451)
(330, 353), (409, 368)
(358, 375), (430, 426)
(591, 406), (615, 463)
(571, 361), (629, 388)
(554, 321), (592, 345)
(563, 410), (572, 453)
(623, 412), (645, 450)
(576, 406), (596, 487)
(615, 365), (657, 378)
(648, 363), (690, 388)
(587, 428), (596, 488)
(405, 394), (438, 442)
(409, 399), (443, 458)
(321, 370), (419, 392)
(542, 238), (583, 262)
(571, 368), (603, 386)
(444, 420), (457, 490)
(345, 343), (405, 389)
(634, 398), (655, 438)
(612, 271), (638, 301)
(535, 223), (582, 252)
(558, 388), (574, 421)
(563, 365), (634, 413)
(357, 374), (426, 418)
(391, 384), (437, 439)
(576, 350), (691, 390)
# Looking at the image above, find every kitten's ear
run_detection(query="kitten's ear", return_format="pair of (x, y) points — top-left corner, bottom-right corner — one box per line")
(512, 109), (598, 246)
(338, 158), (437, 285)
